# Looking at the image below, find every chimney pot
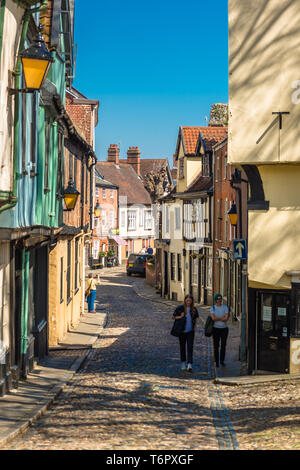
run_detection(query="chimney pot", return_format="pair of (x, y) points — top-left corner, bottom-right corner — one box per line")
(107, 144), (120, 164)
(127, 146), (141, 175)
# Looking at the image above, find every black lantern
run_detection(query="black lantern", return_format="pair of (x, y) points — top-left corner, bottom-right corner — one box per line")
(228, 202), (238, 226)
(63, 180), (80, 211)
(19, 24), (54, 92)
(94, 202), (101, 218)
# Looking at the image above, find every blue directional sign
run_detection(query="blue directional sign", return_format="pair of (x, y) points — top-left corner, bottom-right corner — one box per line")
(233, 239), (247, 260)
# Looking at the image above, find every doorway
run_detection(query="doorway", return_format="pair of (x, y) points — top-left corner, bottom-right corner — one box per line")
(257, 291), (290, 373)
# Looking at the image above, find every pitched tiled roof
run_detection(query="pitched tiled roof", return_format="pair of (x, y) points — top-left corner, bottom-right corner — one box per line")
(95, 175), (118, 189)
(186, 175), (213, 193)
(96, 162), (151, 205)
(119, 158), (169, 181)
(199, 127), (228, 152)
(178, 126), (228, 156)
(181, 127), (202, 155)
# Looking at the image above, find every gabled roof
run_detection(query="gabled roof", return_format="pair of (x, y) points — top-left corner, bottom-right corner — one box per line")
(179, 127), (202, 156)
(174, 126), (228, 160)
(96, 162), (151, 205)
(196, 127), (228, 153)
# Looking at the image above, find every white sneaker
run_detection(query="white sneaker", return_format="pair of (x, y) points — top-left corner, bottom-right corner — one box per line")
(181, 362), (187, 370)
(187, 363), (193, 372)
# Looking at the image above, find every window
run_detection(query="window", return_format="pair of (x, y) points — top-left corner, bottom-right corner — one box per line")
(109, 210), (114, 228)
(96, 187), (100, 198)
(224, 153), (228, 180)
(128, 210), (137, 231)
(102, 210), (106, 227)
(171, 253), (176, 281)
(57, 130), (63, 195)
(74, 239), (79, 292)
(103, 188), (106, 199)
(44, 118), (51, 191)
(175, 207), (181, 231)
(179, 158), (184, 179)
(144, 210), (152, 230)
(21, 93), (27, 175)
(60, 257), (63, 303)
(30, 92), (38, 176)
(224, 198), (228, 242)
(86, 166), (88, 203)
(66, 241), (71, 303)
(110, 189), (114, 199)
(177, 254), (182, 282)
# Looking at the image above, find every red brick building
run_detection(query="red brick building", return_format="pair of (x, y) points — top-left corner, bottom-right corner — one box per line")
(212, 138), (248, 320)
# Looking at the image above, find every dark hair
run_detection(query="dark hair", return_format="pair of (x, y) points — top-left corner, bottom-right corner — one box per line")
(184, 294), (195, 314)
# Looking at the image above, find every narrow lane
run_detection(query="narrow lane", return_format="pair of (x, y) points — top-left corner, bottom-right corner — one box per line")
(4, 268), (235, 450)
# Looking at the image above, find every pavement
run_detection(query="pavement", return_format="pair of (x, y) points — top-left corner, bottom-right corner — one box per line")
(0, 290), (107, 449)
(0, 265), (299, 448)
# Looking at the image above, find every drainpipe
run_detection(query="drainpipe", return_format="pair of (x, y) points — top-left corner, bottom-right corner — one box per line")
(0, 0), (48, 213)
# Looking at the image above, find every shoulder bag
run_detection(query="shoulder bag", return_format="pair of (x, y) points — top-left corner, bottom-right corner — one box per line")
(171, 315), (186, 337)
(204, 306), (214, 337)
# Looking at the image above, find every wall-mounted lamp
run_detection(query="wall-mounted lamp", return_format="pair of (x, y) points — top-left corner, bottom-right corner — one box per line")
(228, 202), (238, 226)
(94, 202), (101, 218)
(63, 179), (80, 211)
(10, 24), (54, 95)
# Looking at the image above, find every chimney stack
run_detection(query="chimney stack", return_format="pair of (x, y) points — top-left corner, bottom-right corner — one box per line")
(127, 146), (141, 175)
(107, 144), (120, 164)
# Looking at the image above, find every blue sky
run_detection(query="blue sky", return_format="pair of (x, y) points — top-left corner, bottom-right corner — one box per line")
(73, 0), (228, 166)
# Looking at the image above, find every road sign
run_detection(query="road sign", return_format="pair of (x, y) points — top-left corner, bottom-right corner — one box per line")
(233, 239), (247, 260)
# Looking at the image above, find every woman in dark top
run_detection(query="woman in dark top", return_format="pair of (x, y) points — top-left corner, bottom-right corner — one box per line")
(172, 294), (199, 372)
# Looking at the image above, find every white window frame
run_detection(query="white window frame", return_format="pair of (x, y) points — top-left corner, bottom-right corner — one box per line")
(144, 210), (152, 230)
(128, 210), (137, 231)
(102, 188), (106, 199)
(110, 189), (114, 199)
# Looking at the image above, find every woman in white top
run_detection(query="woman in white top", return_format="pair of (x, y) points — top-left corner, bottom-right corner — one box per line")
(210, 293), (229, 367)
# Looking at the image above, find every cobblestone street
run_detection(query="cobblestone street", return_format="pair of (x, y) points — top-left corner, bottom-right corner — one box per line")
(2, 267), (299, 450)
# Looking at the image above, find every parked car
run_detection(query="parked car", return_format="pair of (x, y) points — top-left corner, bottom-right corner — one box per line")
(126, 253), (152, 277)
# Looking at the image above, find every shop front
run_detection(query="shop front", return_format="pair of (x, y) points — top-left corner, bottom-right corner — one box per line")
(249, 282), (300, 374)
